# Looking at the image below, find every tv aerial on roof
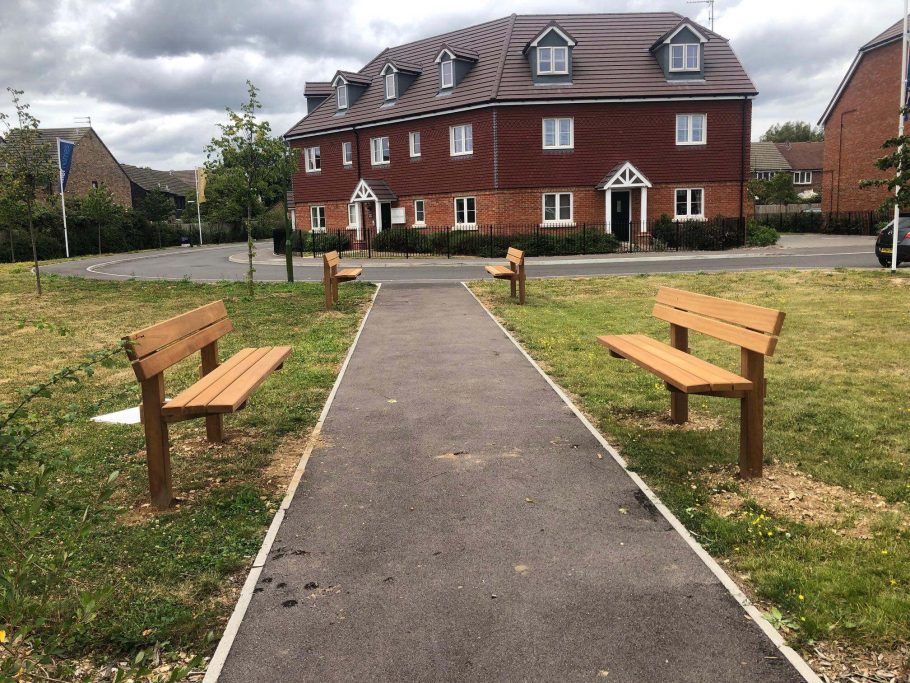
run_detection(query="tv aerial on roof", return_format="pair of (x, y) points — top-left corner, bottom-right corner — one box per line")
(74, 116), (91, 127)
(686, 0), (715, 31)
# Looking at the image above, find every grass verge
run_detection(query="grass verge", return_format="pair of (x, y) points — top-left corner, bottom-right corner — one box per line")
(470, 269), (909, 674)
(0, 265), (373, 671)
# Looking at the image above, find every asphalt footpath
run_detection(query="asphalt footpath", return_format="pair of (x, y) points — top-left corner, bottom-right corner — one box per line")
(216, 282), (806, 683)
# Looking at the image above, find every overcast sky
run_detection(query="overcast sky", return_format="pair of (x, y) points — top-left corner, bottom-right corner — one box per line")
(0, 0), (903, 170)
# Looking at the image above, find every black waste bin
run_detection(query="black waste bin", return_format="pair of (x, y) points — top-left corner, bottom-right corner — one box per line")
(272, 228), (285, 255)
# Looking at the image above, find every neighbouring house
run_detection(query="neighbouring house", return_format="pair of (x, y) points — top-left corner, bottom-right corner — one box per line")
(285, 13), (756, 243)
(36, 128), (133, 207)
(121, 164), (193, 214)
(751, 141), (823, 200)
(819, 17), (904, 213)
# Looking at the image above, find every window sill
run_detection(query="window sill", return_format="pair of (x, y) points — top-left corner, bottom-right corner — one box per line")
(371, 162), (390, 167)
(542, 146), (574, 151)
(452, 224), (477, 231)
(305, 169), (321, 175)
(311, 228), (327, 233)
(410, 155), (421, 160)
(450, 151), (474, 158)
(540, 221), (576, 228)
(673, 215), (706, 222)
(675, 141), (706, 146)
(412, 222), (427, 228)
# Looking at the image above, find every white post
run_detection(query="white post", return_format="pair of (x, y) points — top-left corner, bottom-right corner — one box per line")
(374, 200), (382, 233)
(605, 189), (612, 233)
(892, 1), (909, 272)
(57, 138), (70, 258)
(640, 186), (648, 233)
(195, 168), (204, 246)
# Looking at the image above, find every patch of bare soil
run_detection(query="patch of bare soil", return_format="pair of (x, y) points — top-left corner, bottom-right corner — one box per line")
(261, 429), (318, 495)
(624, 409), (723, 432)
(706, 463), (909, 538)
(806, 640), (910, 683)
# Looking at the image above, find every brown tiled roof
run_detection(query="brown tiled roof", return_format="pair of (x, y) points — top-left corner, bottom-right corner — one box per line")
(437, 43), (480, 61)
(334, 70), (371, 86)
(774, 141), (823, 171)
(862, 16), (906, 51)
(650, 18), (707, 51)
(749, 142), (790, 172)
(121, 164), (194, 196)
(287, 12), (756, 138)
(171, 169), (198, 187)
(360, 178), (397, 202)
(7, 127), (91, 166)
(304, 82), (333, 96)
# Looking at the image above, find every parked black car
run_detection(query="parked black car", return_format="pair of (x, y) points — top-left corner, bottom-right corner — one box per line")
(875, 217), (910, 267)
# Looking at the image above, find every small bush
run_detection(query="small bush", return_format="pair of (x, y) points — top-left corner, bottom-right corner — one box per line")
(747, 219), (780, 247)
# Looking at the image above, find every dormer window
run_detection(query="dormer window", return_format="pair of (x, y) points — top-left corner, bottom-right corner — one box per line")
(538, 46), (568, 75)
(440, 59), (454, 89)
(670, 44), (700, 71)
(385, 72), (396, 100)
(336, 84), (348, 109)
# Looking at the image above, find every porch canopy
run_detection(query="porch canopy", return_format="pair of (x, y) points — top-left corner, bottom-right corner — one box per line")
(596, 161), (651, 233)
(350, 178), (397, 231)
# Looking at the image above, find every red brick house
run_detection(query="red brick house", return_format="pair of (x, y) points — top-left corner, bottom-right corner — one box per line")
(286, 13), (756, 242)
(39, 128), (133, 208)
(820, 18), (904, 213)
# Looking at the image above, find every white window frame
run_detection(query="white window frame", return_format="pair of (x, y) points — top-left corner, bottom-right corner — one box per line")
(310, 205), (326, 232)
(674, 188), (704, 220)
(409, 131), (421, 158)
(541, 192), (573, 226)
(347, 203), (360, 228)
(793, 171), (812, 185)
(385, 72), (396, 100)
(370, 136), (390, 165)
(440, 60), (454, 89)
(304, 146), (320, 173)
(676, 113), (707, 145)
(754, 171), (775, 181)
(342, 141), (353, 166)
(336, 84), (348, 109)
(453, 196), (477, 229)
(413, 199), (426, 226)
(669, 43), (700, 72)
(537, 46), (569, 75)
(450, 124), (473, 156)
(542, 117), (574, 149)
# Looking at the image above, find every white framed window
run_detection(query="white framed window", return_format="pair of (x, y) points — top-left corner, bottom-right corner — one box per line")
(793, 171), (812, 185)
(385, 73), (396, 100)
(754, 171), (775, 181)
(347, 203), (360, 228)
(454, 196), (476, 227)
(414, 199), (425, 225)
(336, 84), (348, 109)
(342, 141), (353, 166)
(370, 136), (390, 165)
(310, 205), (326, 231)
(675, 188), (704, 219)
(542, 117), (573, 149)
(450, 124), (473, 156)
(538, 46), (569, 74)
(409, 131), (421, 157)
(542, 192), (573, 225)
(304, 146), (321, 173)
(670, 43), (700, 71)
(440, 60), (454, 89)
(676, 114), (706, 145)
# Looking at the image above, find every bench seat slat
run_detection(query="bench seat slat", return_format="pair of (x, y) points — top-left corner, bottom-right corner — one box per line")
(652, 304), (778, 356)
(656, 287), (784, 335)
(132, 318), (234, 382)
(336, 267), (363, 280)
(598, 334), (752, 393)
(624, 335), (753, 392)
(126, 301), (228, 360)
(162, 347), (269, 416)
(485, 265), (514, 278)
(202, 346), (293, 413)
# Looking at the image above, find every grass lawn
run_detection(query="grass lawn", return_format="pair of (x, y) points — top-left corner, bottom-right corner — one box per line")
(0, 265), (373, 671)
(471, 270), (909, 671)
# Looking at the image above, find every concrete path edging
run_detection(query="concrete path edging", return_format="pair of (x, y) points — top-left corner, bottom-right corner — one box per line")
(461, 282), (821, 683)
(202, 283), (382, 683)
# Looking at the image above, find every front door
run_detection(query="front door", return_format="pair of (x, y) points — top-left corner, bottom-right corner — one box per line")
(381, 203), (392, 232)
(611, 191), (631, 241)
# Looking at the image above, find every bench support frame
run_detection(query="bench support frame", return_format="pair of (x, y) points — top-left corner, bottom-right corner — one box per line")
(739, 349), (765, 479)
(669, 324), (689, 424)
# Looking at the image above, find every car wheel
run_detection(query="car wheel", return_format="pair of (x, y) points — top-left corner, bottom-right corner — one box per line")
(878, 255), (892, 267)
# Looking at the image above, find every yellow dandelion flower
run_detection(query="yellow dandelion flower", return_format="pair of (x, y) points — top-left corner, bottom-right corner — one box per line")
(0, 629), (5, 643)
(881, 549), (889, 555)
(798, 594), (804, 601)
(890, 579), (897, 586)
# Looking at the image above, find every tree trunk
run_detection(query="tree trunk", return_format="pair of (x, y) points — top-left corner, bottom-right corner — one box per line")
(246, 202), (254, 297)
(283, 192), (294, 283)
(27, 197), (41, 296)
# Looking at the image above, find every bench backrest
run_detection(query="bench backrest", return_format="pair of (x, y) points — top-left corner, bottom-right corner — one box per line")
(506, 247), (525, 267)
(652, 287), (785, 356)
(124, 301), (232, 381)
(324, 250), (341, 270)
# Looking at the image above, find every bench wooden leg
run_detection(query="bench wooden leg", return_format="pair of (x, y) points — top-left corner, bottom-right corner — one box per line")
(200, 342), (224, 444)
(669, 324), (688, 424)
(332, 277), (340, 304)
(324, 278), (333, 311)
(510, 277), (516, 299)
(140, 374), (173, 509)
(739, 349), (765, 479)
(518, 275), (526, 305)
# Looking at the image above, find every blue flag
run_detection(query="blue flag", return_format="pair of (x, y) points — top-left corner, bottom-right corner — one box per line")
(57, 138), (75, 192)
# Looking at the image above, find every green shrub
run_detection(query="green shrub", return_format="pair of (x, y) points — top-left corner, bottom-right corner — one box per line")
(747, 219), (780, 246)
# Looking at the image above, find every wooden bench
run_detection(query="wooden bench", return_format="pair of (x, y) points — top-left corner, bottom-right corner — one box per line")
(597, 287), (785, 479)
(484, 247), (526, 304)
(323, 250), (362, 311)
(124, 301), (292, 508)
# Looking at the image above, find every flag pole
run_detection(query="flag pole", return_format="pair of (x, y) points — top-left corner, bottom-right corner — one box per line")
(893, 0), (909, 272)
(195, 167), (203, 246)
(57, 138), (70, 258)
